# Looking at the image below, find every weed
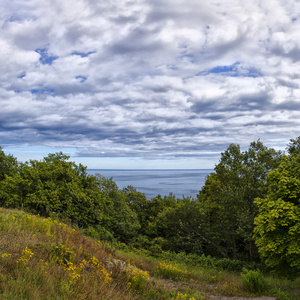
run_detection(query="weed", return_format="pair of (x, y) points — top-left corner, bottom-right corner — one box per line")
(272, 288), (290, 300)
(0, 208), (298, 300)
(241, 268), (267, 294)
(17, 247), (34, 266)
(155, 262), (191, 281)
(50, 243), (74, 264)
(174, 292), (196, 299)
(125, 263), (150, 292)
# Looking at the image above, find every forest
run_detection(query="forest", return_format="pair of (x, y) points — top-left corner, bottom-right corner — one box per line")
(0, 137), (299, 278)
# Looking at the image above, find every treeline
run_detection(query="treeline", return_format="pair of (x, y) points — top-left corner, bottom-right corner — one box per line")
(0, 138), (299, 277)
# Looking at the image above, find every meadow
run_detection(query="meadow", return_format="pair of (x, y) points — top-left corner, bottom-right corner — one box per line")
(0, 208), (299, 300)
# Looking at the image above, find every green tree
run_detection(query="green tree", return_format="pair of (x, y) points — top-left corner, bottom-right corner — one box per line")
(143, 193), (180, 238)
(153, 197), (206, 254)
(0, 152), (141, 242)
(253, 153), (300, 276)
(123, 186), (150, 234)
(0, 147), (18, 181)
(286, 136), (300, 157)
(197, 141), (282, 260)
(0, 153), (106, 228)
(94, 175), (141, 241)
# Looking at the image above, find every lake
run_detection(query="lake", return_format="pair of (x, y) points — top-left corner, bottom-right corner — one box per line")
(87, 169), (213, 199)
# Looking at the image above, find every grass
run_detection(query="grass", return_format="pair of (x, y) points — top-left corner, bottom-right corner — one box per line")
(0, 207), (299, 300)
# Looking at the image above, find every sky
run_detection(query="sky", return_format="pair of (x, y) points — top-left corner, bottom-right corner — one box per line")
(1, 0), (300, 169)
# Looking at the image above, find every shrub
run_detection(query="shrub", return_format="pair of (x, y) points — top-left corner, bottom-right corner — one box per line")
(125, 263), (150, 292)
(241, 269), (267, 294)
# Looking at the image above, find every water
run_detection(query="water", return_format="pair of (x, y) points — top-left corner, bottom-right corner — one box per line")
(87, 169), (213, 199)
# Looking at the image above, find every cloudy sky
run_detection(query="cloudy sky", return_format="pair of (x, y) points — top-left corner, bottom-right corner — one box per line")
(1, 0), (300, 169)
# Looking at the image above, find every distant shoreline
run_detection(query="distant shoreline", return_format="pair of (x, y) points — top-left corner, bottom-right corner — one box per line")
(87, 169), (212, 198)
(87, 169), (214, 171)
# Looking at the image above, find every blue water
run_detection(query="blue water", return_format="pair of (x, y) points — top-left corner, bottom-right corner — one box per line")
(87, 169), (213, 199)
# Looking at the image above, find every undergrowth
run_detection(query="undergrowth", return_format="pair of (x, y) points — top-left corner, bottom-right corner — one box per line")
(0, 208), (299, 300)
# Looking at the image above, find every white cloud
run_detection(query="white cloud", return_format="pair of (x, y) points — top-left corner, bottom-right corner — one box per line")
(1, 0), (300, 166)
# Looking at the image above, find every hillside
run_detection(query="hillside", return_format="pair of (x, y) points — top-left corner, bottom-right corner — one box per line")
(0, 208), (299, 300)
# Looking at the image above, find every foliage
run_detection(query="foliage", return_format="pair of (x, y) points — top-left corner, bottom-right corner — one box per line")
(123, 185), (151, 234)
(150, 197), (203, 254)
(241, 269), (267, 294)
(0, 146), (18, 181)
(286, 136), (300, 157)
(174, 293), (196, 300)
(16, 247), (34, 266)
(125, 262), (150, 292)
(146, 141), (281, 261)
(0, 152), (140, 242)
(196, 141), (282, 260)
(253, 153), (300, 277)
(155, 262), (191, 281)
(0, 138), (300, 286)
(0, 141), (283, 263)
(0, 208), (298, 299)
(0, 208), (116, 299)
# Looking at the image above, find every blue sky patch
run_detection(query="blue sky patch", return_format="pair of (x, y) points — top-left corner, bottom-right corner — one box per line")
(210, 62), (240, 74)
(72, 51), (95, 57)
(75, 76), (87, 83)
(35, 48), (58, 65)
(17, 73), (26, 79)
(197, 62), (261, 78)
(31, 87), (55, 94)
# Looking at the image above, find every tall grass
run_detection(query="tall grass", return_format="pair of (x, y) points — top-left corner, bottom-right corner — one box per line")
(0, 208), (299, 300)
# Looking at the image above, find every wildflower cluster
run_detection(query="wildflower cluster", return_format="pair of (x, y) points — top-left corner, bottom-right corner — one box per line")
(39, 259), (49, 275)
(17, 247), (34, 266)
(2, 210), (59, 238)
(125, 263), (150, 291)
(87, 255), (112, 284)
(64, 261), (83, 285)
(209, 270), (223, 283)
(88, 255), (99, 267)
(1, 253), (12, 259)
(175, 293), (196, 300)
(155, 262), (191, 281)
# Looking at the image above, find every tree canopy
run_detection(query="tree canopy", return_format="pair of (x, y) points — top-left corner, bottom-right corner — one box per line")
(254, 139), (300, 277)
(196, 140), (282, 260)
(0, 152), (140, 242)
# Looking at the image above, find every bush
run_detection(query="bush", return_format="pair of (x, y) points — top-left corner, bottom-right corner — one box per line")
(241, 269), (267, 294)
(125, 263), (150, 292)
(272, 288), (290, 300)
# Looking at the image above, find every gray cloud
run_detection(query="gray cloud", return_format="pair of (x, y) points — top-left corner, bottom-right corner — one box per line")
(1, 0), (300, 164)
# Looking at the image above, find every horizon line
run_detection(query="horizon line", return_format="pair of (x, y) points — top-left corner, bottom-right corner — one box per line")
(86, 168), (214, 171)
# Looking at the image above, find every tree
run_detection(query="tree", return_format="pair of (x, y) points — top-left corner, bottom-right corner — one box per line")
(286, 136), (300, 157)
(123, 185), (150, 234)
(92, 175), (141, 241)
(0, 152), (141, 242)
(197, 141), (282, 260)
(0, 147), (18, 181)
(253, 153), (300, 277)
(153, 197), (207, 254)
(0, 153), (106, 226)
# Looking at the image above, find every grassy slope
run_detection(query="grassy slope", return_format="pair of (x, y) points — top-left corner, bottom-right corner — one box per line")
(0, 208), (298, 300)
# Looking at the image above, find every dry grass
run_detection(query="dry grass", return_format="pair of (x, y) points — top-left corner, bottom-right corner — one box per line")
(0, 208), (298, 300)
(0, 208), (137, 299)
